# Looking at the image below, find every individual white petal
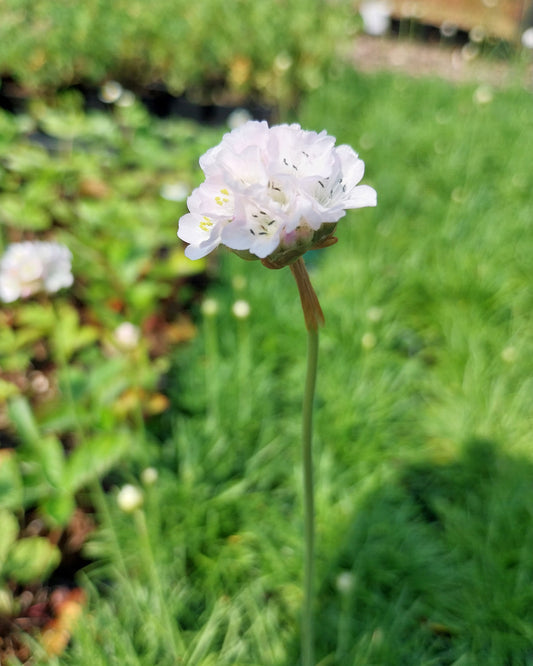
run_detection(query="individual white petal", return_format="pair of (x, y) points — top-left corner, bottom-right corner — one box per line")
(224, 120), (270, 154)
(343, 184), (377, 209)
(184, 241), (219, 260)
(200, 120), (269, 173)
(178, 212), (218, 245)
(305, 203), (347, 230)
(223, 222), (282, 259)
(222, 203), (283, 259)
(249, 232), (282, 258)
(336, 144), (365, 184)
(221, 221), (252, 251)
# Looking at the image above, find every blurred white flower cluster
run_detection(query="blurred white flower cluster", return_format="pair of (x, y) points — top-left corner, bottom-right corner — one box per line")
(0, 241), (73, 303)
(178, 120), (376, 268)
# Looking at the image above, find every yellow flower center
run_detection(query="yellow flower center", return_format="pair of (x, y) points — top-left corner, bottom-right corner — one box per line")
(214, 188), (230, 206)
(199, 216), (213, 232)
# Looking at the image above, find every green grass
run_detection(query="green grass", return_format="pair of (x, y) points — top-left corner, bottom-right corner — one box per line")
(49, 69), (533, 665)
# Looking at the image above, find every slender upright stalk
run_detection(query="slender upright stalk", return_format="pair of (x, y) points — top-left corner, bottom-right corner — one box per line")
(290, 257), (323, 666)
(134, 509), (185, 658)
(202, 302), (220, 431)
(300, 324), (318, 666)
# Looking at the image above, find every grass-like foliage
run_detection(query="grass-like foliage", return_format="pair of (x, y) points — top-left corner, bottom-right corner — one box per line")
(0, 0), (353, 109)
(44, 69), (533, 665)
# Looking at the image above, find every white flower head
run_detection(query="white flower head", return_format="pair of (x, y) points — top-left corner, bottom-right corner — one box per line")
(116, 484), (143, 513)
(141, 467), (159, 485)
(336, 571), (355, 595)
(227, 108), (253, 130)
(114, 322), (141, 350)
(178, 121), (377, 269)
(232, 299), (251, 319)
(160, 181), (190, 202)
(0, 241), (74, 303)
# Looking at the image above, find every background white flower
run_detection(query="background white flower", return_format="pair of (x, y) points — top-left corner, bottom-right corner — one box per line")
(178, 121), (376, 267)
(160, 181), (190, 202)
(227, 108), (253, 130)
(0, 241), (74, 303)
(116, 484), (143, 513)
(113, 322), (141, 350)
(360, 1), (391, 36)
(232, 299), (251, 319)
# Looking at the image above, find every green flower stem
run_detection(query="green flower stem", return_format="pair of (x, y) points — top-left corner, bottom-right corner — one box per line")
(301, 324), (318, 666)
(134, 508), (185, 658)
(290, 257), (323, 666)
(203, 305), (220, 431)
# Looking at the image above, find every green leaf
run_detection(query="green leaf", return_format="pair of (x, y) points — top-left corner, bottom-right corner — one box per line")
(51, 303), (99, 361)
(0, 378), (20, 401)
(34, 435), (65, 487)
(0, 509), (19, 570)
(7, 395), (40, 449)
(15, 302), (55, 332)
(4, 536), (61, 584)
(0, 193), (51, 230)
(84, 356), (131, 406)
(150, 246), (206, 279)
(4, 143), (50, 175)
(0, 325), (45, 373)
(7, 397), (65, 491)
(40, 491), (76, 528)
(64, 430), (131, 493)
(0, 452), (24, 511)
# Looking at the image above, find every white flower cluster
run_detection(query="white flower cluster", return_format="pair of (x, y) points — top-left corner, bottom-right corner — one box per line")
(178, 121), (376, 268)
(0, 241), (74, 303)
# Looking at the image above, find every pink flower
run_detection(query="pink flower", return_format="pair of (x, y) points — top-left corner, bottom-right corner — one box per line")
(178, 121), (376, 268)
(0, 241), (73, 302)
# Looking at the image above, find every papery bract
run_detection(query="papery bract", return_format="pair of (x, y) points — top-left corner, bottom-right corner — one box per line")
(0, 241), (74, 303)
(177, 121), (377, 268)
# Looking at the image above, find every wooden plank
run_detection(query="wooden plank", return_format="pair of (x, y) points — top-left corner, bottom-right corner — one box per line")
(358, 0), (530, 41)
